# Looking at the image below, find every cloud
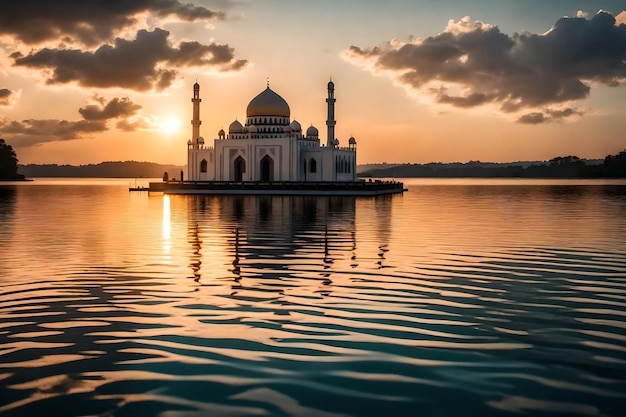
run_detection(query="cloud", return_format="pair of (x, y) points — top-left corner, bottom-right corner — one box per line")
(517, 108), (583, 124)
(12, 28), (248, 91)
(0, 0), (226, 46)
(344, 11), (626, 121)
(0, 95), (152, 146)
(116, 118), (152, 132)
(79, 96), (142, 120)
(0, 119), (107, 146)
(0, 88), (15, 106)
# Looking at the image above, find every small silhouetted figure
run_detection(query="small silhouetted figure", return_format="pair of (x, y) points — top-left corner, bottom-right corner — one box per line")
(163, 171), (169, 183)
(180, 170), (184, 182)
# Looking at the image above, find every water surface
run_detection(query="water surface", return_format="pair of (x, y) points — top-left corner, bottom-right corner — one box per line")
(1, 178), (625, 416)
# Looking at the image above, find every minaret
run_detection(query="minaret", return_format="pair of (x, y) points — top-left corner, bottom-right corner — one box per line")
(191, 82), (202, 149)
(326, 79), (336, 148)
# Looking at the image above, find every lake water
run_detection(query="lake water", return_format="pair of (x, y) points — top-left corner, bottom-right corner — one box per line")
(1, 178), (626, 417)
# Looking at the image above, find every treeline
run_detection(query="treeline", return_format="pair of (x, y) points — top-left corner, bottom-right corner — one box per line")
(19, 161), (185, 178)
(0, 139), (24, 180)
(362, 151), (626, 179)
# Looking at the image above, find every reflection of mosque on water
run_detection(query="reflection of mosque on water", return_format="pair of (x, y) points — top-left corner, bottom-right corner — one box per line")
(183, 195), (392, 285)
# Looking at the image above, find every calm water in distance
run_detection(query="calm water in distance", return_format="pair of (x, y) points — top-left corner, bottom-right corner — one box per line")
(1, 178), (626, 417)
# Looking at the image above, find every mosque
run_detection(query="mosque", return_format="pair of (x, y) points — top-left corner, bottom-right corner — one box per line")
(186, 79), (357, 182)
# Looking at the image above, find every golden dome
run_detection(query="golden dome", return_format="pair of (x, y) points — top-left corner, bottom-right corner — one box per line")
(246, 87), (290, 118)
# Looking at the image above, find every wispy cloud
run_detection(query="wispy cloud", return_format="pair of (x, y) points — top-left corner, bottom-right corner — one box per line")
(517, 108), (584, 124)
(0, 88), (16, 106)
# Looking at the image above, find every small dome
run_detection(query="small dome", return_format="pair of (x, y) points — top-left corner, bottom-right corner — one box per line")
(187, 139), (192, 145)
(247, 87), (290, 118)
(248, 124), (258, 133)
(306, 125), (319, 137)
(289, 119), (301, 132)
(284, 125), (292, 133)
(348, 136), (356, 145)
(229, 119), (243, 133)
(333, 138), (339, 146)
(197, 136), (205, 145)
(328, 80), (334, 90)
(218, 128), (225, 136)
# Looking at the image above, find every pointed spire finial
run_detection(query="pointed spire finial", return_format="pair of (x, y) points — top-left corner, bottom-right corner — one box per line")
(266, 77), (270, 88)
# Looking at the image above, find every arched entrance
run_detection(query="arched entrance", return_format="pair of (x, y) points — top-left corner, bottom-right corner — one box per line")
(233, 156), (245, 181)
(260, 155), (274, 181)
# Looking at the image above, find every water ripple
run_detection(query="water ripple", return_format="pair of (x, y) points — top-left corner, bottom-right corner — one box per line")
(1, 180), (625, 416)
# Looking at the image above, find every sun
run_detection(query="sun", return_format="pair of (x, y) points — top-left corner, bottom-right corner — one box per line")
(161, 117), (181, 135)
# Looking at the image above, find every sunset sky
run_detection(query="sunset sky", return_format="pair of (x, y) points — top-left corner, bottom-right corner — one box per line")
(1, 0), (625, 165)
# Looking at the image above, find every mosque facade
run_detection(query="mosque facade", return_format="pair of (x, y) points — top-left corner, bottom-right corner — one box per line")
(186, 80), (357, 182)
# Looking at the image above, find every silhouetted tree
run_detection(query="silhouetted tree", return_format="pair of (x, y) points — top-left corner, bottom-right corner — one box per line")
(0, 138), (22, 179)
(603, 149), (626, 177)
(547, 155), (585, 177)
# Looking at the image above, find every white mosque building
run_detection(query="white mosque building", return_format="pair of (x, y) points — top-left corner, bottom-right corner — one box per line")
(186, 80), (357, 182)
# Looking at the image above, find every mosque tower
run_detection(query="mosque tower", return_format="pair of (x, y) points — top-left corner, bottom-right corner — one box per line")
(326, 79), (336, 148)
(191, 81), (201, 149)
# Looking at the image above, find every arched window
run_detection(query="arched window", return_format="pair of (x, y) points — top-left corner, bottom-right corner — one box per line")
(309, 158), (317, 173)
(233, 156), (245, 181)
(200, 159), (208, 173)
(264, 117), (267, 124)
(260, 155), (274, 181)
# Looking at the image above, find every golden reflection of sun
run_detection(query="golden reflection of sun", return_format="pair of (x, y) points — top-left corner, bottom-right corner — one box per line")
(162, 195), (171, 255)
(161, 118), (181, 134)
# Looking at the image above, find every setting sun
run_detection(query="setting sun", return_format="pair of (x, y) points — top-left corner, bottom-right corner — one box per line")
(161, 118), (181, 135)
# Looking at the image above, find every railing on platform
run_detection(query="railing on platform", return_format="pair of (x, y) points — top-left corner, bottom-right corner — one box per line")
(149, 179), (405, 195)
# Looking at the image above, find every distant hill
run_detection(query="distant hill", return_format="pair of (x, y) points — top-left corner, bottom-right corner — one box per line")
(17, 156), (616, 179)
(359, 157), (621, 178)
(357, 163), (402, 174)
(19, 161), (185, 179)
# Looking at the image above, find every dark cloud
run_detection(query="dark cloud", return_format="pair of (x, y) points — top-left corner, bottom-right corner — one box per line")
(79, 97), (142, 120)
(517, 112), (546, 125)
(0, 95), (149, 145)
(345, 11), (626, 119)
(0, 89), (14, 106)
(0, 0), (225, 46)
(12, 28), (247, 91)
(170, 41), (247, 69)
(0, 119), (107, 146)
(517, 108), (583, 124)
